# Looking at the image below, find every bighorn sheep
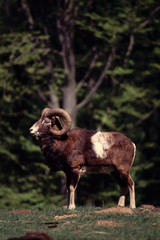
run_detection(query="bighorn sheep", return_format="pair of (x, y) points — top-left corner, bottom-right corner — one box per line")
(30, 108), (136, 209)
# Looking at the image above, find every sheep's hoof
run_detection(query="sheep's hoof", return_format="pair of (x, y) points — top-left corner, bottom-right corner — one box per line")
(68, 205), (76, 210)
(130, 206), (136, 209)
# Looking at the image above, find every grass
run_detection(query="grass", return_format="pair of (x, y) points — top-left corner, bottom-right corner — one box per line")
(0, 206), (160, 240)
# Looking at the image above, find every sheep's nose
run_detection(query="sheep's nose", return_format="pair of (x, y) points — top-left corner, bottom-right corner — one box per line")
(29, 127), (33, 133)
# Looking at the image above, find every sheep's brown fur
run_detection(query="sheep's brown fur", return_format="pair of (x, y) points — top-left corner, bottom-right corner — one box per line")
(30, 108), (136, 209)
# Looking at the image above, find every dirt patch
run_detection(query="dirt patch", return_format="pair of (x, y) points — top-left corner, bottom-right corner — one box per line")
(54, 214), (77, 219)
(95, 207), (133, 215)
(136, 205), (160, 214)
(141, 204), (155, 208)
(95, 205), (160, 215)
(2, 205), (160, 217)
(6, 210), (33, 214)
(95, 220), (122, 227)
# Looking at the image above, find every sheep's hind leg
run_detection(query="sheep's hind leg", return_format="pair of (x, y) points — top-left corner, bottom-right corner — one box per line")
(112, 171), (136, 209)
(128, 175), (136, 209)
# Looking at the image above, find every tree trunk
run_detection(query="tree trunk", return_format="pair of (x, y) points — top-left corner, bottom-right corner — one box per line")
(57, 0), (77, 126)
(63, 84), (77, 127)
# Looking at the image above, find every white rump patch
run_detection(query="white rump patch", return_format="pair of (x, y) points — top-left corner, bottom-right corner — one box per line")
(131, 142), (136, 166)
(91, 132), (115, 159)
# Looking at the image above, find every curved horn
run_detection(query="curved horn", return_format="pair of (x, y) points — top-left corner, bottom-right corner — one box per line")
(41, 108), (51, 116)
(46, 108), (72, 136)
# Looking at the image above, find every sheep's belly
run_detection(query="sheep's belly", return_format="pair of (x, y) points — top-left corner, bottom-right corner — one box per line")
(80, 166), (114, 174)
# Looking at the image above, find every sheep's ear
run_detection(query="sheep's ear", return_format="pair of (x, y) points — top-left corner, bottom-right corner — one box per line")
(51, 116), (63, 130)
(51, 116), (56, 124)
(46, 108), (72, 136)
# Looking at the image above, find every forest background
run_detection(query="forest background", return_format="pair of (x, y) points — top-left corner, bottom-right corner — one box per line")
(0, 0), (160, 209)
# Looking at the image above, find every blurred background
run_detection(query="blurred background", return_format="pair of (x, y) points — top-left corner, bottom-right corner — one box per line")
(0, 0), (160, 209)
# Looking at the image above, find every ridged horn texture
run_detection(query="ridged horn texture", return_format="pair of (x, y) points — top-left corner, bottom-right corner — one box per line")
(42, 108), (51, 116)
(46, 108), (72, 136)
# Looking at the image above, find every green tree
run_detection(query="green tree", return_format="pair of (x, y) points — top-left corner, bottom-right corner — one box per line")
(0, 0), (160, 208)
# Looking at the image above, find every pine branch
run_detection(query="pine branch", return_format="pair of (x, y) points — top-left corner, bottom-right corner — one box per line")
(20, 0), (34, 30)
(123, 34), (135, 67)
(128, 106), (158, 132)
(21, 0), (59, 108)
(75, 51), (100, 93)
(133, 5), (160, 32)
(123, 6), (160, 67)
(77, 47), (116, 110)
(36, 87), (59, 108)
(5, 2), (14, 33)
(37, 89), (48, 105)
(135, 107), (158, 127)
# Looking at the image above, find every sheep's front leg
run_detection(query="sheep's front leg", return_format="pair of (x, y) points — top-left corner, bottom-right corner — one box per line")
(117, 185), (128, 207)
(67, 185), (76, 210)
(112, 171), (129, 208)
(66, 170), (80, 210)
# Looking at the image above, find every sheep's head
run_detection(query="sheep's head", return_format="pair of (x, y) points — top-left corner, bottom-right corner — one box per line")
(29, 108), (72, 138)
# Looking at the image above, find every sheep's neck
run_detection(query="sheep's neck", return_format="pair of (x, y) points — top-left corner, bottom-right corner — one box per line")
(40, 135), (65, 171)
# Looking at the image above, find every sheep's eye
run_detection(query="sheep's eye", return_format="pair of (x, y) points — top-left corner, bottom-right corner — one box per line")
(42, 119), (50, 126)
(51, 117), (56, 124)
